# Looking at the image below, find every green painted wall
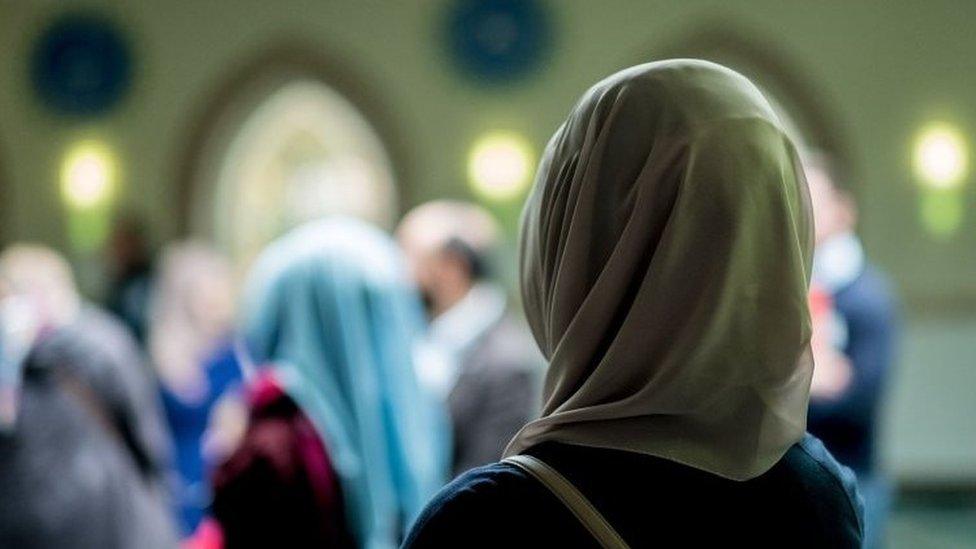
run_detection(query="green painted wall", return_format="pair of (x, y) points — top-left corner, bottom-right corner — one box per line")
(1, 0), (973, 482)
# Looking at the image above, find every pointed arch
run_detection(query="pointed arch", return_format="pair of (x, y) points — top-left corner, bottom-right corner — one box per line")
(173, 42), (410, 249)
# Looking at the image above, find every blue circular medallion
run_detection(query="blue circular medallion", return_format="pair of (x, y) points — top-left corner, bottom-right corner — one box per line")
(446, 0), (551, 84)
(31, 14), (133, 116)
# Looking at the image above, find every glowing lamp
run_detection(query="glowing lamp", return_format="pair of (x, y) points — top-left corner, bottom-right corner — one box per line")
(912, 124), (968, 190)
(61, 140), (115, 209)
(467, 131), (534, 201)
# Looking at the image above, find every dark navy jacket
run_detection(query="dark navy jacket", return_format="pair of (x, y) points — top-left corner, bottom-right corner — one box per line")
(808, 266), (897, 474)
(404, 435), (863, 548)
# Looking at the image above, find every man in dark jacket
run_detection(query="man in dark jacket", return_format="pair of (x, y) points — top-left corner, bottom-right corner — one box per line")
(398, 201), (542, 476)
(805, 155), (898, 549)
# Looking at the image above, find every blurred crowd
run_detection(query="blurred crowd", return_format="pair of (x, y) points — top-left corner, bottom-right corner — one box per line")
(0, 151), (895, 548)
(0, 199), (545, 548)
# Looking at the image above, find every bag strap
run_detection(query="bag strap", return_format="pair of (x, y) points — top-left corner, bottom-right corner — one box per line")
(503, 454), (630, 549)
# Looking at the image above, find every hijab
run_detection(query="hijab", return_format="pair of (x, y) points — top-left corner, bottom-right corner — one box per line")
(242, 218), (449, 549)
(506, 59), (814, 481)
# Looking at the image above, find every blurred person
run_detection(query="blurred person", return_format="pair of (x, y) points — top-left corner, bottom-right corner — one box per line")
(211, 219), (449, 548)
(805, 152), (898, 549)
(0, 245), (176, 548)
(397, 201), (542, 476)
(0, 244), (172, 483)
(405, 60), (863, 548)
(106, 214), (155, 344)
(148, 242), (243, 536)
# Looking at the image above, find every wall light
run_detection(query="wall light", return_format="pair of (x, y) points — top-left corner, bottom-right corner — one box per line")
(467, 131), (534, 201)
(61, 140), (116, 209)
(912, 123), (968, 190)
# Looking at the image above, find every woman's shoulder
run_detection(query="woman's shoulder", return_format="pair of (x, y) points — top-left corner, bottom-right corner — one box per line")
(791, 434), (863, 507)
(404, 461), (552, 547)
(775, 434), (865, 540)
(410, 461), (530, 517)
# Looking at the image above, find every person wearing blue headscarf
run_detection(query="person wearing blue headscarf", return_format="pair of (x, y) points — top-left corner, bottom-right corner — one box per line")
(212, 218), (450, 549)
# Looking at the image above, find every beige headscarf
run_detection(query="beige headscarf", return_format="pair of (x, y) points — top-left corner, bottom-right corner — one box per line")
(505, 60), (814, 481)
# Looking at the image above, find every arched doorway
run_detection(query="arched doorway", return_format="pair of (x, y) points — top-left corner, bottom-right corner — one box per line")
(177, 46), (403, 269)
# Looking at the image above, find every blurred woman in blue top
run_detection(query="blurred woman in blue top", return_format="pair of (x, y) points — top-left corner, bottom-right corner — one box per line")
(148, 242), (243, 536)
(219, 218), (449, 549)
